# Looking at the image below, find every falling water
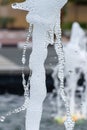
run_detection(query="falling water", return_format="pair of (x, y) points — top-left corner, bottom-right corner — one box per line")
(0, 24), (33, 122)
(53, 13), (75, 130)
(52, 22), (87, 122)
(64, 22), (87, 118)
(0, 1), (75, 130)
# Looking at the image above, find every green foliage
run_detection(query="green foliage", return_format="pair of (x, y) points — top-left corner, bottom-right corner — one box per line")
(80, 23), (87, 29)
(76, 119), (87, 124)
(70, 0), (87, 5)
(0, 17), (15, 28)
(62, 22), (87, 30)
(62, 22), (72, 30)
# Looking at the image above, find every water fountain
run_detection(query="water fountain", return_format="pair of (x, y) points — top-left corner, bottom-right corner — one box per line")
(0, 1), (75, 130)
(64, 22), (87, 119)
(52, 22), (87, 121)
(64, 22), (85, 116)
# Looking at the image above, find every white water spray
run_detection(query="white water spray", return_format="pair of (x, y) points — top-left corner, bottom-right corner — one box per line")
(64, 22), (87, 117)
(52, 22), (87, 119)
(0, 1), (75, 130)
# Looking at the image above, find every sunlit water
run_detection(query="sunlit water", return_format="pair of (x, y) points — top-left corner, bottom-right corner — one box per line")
(0, 94), (87, 130)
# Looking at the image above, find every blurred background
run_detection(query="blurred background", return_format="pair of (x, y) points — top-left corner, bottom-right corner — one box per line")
(0, 0), (87, 130)
(0, 0), (87, 29)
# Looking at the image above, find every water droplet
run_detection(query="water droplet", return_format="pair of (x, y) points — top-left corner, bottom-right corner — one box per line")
(12, 3), (17, 9)
(0, 116), (5, 122)
(22, 57), (26, 64)
(21, 106), (26, 111)
(64, 117), (75, 130)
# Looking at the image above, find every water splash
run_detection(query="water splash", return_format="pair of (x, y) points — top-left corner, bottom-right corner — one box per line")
(64, 22), (87, 118)
(0, 116), (5, 122)
(64, 116), (75, 130)
(52, 22), (87, 122)
(0, 1), (75, 130)
(0, 25), (32, 122)
(53, 13), (75, 129)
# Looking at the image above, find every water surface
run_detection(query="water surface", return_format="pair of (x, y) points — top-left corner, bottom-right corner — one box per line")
(0, 94), (86, 130)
